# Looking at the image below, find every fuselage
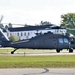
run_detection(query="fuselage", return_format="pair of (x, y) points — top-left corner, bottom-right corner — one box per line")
(2, 32), (75, 50)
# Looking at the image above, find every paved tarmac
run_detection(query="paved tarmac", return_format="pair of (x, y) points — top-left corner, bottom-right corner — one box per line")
(0, 49), (75, 56)
(0, 68), (75, 75)
(0, 51), (75, 56)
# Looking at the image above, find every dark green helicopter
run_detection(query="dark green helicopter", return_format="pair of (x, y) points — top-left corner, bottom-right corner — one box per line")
(0, 15), (75, 54)
(0, 28), (75, 54)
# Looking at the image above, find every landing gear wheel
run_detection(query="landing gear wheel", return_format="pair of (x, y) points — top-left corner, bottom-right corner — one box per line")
(11, 48), (18, 54)
(11, 51), (14, 54)
(56, 49), (60, 53)
(69, 48), (73, 53)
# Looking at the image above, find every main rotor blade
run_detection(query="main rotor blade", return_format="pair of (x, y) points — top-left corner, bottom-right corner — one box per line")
(2, 23), (25, 26)
(0, 15), (3, 23)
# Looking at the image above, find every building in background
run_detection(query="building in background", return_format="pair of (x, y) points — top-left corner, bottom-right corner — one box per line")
(3, 24), (67, 40)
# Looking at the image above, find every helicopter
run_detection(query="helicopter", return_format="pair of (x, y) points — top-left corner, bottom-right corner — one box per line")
(0, 15), (75, 54)
(0, 28), (75, 54)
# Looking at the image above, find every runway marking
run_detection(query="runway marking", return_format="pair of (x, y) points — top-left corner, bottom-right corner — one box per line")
(23, 68), (75, 75)
(23, 68), (49, 75)
(41, 68), (49, 74)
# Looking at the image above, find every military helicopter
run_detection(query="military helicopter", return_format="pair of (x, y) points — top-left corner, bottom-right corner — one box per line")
(0, 16), (75, 54)
(0, 27), (75, 54)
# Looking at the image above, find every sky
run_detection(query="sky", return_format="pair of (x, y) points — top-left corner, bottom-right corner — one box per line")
(0, 0), (75, 26)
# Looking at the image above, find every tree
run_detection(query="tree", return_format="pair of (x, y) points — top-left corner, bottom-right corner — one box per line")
(5, 23), (13, 29)
(9, 35), (19, 41)
(60, 13), (75, 35)
(0, 24), (4, 28)
(24, 24), (29, 27)
(8, 23), (12, 28)
(5, 25), (9, 29)
(60, 13), (75, 28)
(40, 21), (51, 25)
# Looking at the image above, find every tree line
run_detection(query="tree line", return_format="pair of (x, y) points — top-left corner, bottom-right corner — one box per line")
(0, 13), (75, 36)
(60, 13), (75, 36)
(0, 23), (12, 28)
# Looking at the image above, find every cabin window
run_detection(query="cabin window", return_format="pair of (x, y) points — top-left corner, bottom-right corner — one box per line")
(59, 38), (63, 43)
(21, 33), (22, 36)
(64, 38), (68, 43)
(28, 32), (30, 35)
(24, 33), (26, 36)
(10, 33), (12, 36)
(17, 33), (19, 36)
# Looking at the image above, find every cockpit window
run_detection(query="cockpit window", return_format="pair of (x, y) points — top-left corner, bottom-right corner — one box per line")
(64, 38), (68, 43)
(59, 38), (63, 43)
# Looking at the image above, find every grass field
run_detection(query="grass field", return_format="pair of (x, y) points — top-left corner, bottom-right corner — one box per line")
(0, 48), (56, 53)
(0, 48), (75, 68)
(0, 55), (75, 68)
(0, 48), (68, 53)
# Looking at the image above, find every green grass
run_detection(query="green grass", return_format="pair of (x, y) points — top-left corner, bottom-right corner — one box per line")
(0, 48), (69, 53)
(0, 48), (56, 53)
(0, 48), (13, 52)
(0, 55), (75, 68)
(0, 48), (75, 68)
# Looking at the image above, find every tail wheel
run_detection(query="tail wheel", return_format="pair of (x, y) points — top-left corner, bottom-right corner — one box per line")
(69, 48), (73, 53)
(56, 49), (60, 53)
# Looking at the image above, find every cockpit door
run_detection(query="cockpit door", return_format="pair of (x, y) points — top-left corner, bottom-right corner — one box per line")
(52, 38), (58, 49)
(58, 38), (69, 49)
